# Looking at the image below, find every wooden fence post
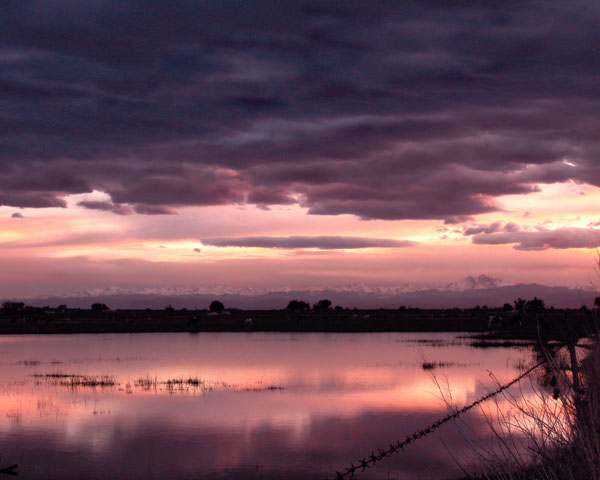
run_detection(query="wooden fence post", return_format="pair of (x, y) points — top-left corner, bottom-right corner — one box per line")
(564, 315), (582, 401)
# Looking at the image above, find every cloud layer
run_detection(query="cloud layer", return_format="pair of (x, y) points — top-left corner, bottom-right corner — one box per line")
(202, 236), (416, 250)
(2, 1), (600, 221)
(472, 227), (600, 251)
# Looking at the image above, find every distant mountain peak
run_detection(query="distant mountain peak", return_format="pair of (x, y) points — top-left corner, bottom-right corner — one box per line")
(444, 274), (502, 292)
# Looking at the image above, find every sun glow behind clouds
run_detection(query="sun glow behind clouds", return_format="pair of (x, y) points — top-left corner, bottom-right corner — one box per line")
(497, 182), (600, 222)
(1, 181), (600, 296)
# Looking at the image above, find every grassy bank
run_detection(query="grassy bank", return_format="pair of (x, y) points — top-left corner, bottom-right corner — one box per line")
(0, 306), (593, 337)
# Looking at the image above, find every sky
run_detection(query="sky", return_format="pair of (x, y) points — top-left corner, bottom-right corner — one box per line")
(2, 0), (600, 299)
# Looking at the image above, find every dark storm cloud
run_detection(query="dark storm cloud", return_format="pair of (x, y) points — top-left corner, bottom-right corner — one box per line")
(202, 236), (417, 250)
(2, 1), (600, 220)
(132, 204), (177, 215)
(11, 212), (23, 218)
(77, 200), (132, 215)
(472, 227), (600, 250)
(0, 192), (67, 208)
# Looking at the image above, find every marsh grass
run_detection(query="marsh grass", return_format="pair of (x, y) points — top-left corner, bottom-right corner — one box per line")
(60, 375), (116, 388)
(134, 375), (159, 390)
(469, 340), (535, 349)
(134, 375), (229, 393)
(421, 361), (477, 370)
(241, 385), (285, 392)
(14, 360), (41, 366)
(32, 373), (116, 388)
(31, 371), (285, 394)
(134, 375), (283, 393)
(164, 376), (217, 393)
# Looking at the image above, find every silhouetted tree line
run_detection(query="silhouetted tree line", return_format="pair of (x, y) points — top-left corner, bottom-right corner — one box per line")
(91, 303), (109, 312)
(513, 297), (545, 313)
(209, 300), (224, 313)
(285, 299), (333, 312)
(1, 301), (24, 312)
(313, 299), (331, 311)
(286, 300), (310, 311)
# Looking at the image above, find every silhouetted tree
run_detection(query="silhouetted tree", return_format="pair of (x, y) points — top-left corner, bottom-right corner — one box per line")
(313, 299), (332, 311)
(91, 303), (109, 312)
(165, 304), (174, 312)
(502, 303), (513, 311)
(514, 298), (526, 313)
(1, 301), (25, 312)
(595, 296), (600, 308)
(526, 297), (545, 313)
(285, 300), (310, 311)
(334, 305), (343, 311)
(209, 300), (224, 313)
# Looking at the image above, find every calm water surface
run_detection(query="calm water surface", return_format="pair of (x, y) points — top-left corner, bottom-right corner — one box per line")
(0, 332), (537, 479)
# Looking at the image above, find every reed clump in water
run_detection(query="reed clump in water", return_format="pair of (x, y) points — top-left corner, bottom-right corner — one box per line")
(32, 373), (116, 387)
(134, 375), (228, 393)
(474, 339), (600, 480)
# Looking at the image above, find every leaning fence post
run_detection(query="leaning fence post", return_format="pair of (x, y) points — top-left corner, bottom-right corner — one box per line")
(564, 314), (582, 400)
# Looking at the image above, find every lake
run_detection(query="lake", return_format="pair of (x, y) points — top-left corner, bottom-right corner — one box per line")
(0, 332), (539, 479)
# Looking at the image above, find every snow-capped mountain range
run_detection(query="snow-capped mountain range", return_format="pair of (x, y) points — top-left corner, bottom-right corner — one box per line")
(12, 275), (599, 309)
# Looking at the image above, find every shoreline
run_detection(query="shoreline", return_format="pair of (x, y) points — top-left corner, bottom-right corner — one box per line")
(0, 307), (589, 339)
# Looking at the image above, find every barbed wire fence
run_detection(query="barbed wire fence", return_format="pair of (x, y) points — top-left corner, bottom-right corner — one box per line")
(327, 356), (550, 480)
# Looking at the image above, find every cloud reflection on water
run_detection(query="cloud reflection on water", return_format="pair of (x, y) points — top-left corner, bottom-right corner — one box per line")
(0, 332), (537, 479)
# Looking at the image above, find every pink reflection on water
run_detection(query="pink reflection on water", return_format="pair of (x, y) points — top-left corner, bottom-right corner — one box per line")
(0, 333), (536, 479)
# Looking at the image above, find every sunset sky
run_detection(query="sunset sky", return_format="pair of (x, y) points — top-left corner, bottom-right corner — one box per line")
(2, 1), (600, 299)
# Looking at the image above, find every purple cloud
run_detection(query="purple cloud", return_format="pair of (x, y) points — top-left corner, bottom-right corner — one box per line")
(78, 200), (132, 215)
(132, 204), (177, 215)
(202, 236), (417, 250)
(463, 222), (503, 236)
(503, 222), (521, 232)
(463, 221), (522, 236)
(0, 192), (67, 208)
(11, 212), (23, 218)
(1, 2), (600, 220)
(471, 227), (600, 250)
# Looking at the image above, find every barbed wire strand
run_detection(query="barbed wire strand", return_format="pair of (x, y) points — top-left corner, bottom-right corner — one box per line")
(327, 357), (548, 480)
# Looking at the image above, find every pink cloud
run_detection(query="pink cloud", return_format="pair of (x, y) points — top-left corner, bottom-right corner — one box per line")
(472, 227), (600, 250)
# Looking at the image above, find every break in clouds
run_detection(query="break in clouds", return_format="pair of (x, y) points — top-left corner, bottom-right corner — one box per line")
(2, 0), (600, 229)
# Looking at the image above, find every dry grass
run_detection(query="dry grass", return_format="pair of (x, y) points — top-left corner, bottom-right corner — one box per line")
(467, 338), (600, 480)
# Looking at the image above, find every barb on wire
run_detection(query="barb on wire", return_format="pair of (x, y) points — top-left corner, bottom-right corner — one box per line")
(0, 464), (18, 476)
(327, 357), (548, 480)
